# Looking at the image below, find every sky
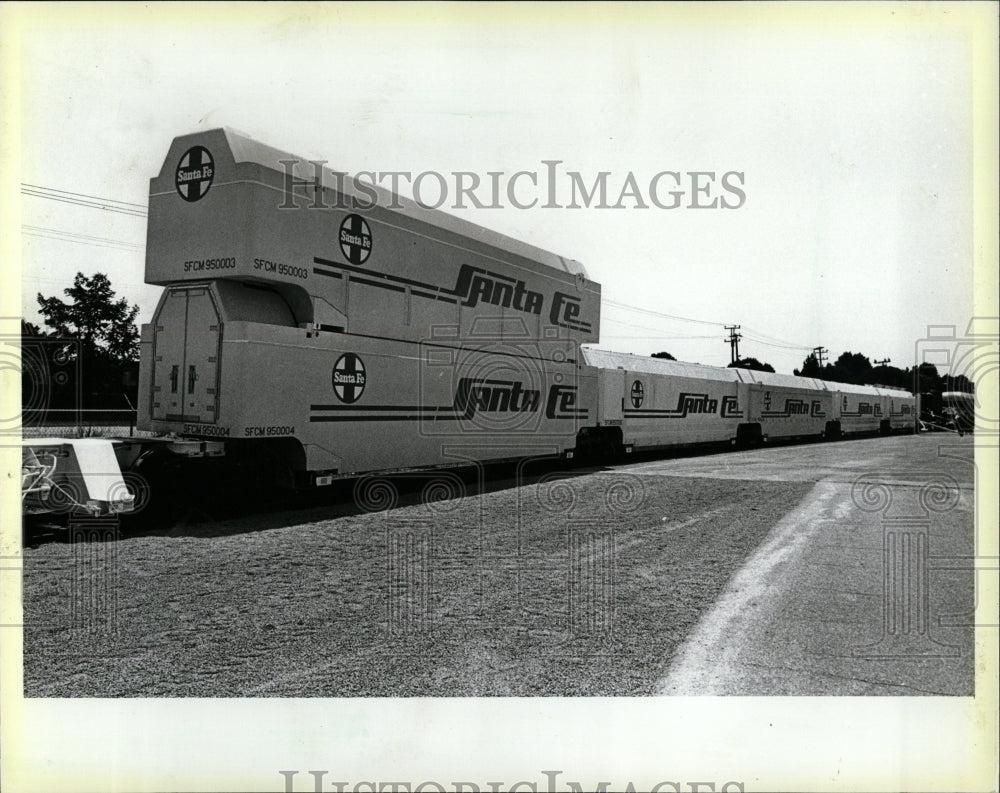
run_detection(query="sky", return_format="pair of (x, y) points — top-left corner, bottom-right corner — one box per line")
(8, 4), (991, 375)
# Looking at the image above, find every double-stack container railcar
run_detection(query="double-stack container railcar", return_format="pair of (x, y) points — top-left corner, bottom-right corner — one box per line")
(138, 128), (601, 484)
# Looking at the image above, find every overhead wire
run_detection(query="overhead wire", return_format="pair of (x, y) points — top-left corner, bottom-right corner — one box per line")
(21, 183), (147, 209)
(603, 297), (815, 350)
(21, 229), (144, 253)
(21, 184), (148, 217)
(601, 316), (719, 339)
(740, 325), (815, 350)
(20, 183), (148, 254)
(602, 298), (725, 328)
(22, 225), (145, 251)
(740, 334), (815, 352)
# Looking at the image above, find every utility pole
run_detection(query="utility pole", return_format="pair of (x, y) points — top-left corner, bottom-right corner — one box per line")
(725, 325), (742, 364)
(813, 345), (828, 368)
(872, 358), (891, 389)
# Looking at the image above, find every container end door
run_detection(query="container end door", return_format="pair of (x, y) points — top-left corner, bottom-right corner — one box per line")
(180, 288), (221, 423)
(150, 287), (221, 423)
(151, 290), (188, 421)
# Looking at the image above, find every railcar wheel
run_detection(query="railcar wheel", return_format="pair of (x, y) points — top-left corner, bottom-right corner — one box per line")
(735, 423), (763, 449)
(120, 449), (184, 530)
(574, 427), (623, 464)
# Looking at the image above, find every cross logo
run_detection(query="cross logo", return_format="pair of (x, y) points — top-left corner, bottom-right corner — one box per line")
(630, 380), (644, 408)
(339, 214), (372, 265)
(175, 146), (215, 202)
(332, 353), (366, 403)
(764, 391), (772, 410)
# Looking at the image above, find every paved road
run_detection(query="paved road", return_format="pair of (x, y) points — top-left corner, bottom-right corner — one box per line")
(653, 434), (976, 695)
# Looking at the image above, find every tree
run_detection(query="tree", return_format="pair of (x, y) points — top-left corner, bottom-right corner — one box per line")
(651, 351), (676, 360)
(791, 348), (972, 399)
(21, 319), (46, 336)
(943, 373), (975, 394)
(37, 272), (140, 362)
(794, 353), (822, 378)
(20, 318), (72, 412)
(825, 351), (873, 385)
(795, 350), (876, 385)
(729, 357), (775, 373)
(35, 272), (140, 408)
(871, 362), (911, 390)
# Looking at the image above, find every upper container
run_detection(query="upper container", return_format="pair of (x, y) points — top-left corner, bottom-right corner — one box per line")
(146, 128), (601, 348)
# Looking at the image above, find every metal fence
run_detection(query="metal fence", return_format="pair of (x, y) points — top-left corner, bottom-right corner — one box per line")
(20, 409), (158, 439)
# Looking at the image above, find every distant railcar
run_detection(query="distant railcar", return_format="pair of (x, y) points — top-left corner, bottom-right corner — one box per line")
(578, 350), (912, 456)
(941, 391), (975, 433)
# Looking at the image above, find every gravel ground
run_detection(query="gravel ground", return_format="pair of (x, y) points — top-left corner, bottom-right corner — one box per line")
(22, 459), (811, 697)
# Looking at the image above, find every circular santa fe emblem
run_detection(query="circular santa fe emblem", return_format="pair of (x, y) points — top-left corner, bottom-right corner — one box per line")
(175, 146), (215, 202)
(630, 380), (644, 408)
(339, 214), (372, 265)
(332, 353), (366, 403)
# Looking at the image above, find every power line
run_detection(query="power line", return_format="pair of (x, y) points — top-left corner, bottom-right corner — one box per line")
(21, 228), (145, 253)
(22, 225), (144, 250)
(602, 298), (725, 328)
(740, 326), (815, 350)
(21, 185), (147, 217)
(21, 232), (142, 253)
(601, 335), (722, 341)
(21, 189), (148, 217)
(741, 333), (815, 352)
(603, 299), (820, 353)
(601, 316), (718, 339)
(739, 324), (805, 343)
(20, 183), (147, 209)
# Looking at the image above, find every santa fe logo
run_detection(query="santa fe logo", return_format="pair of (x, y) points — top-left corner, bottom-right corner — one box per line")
(631, 380), (644, 408)
(175, 146), (214, 202)
(340, 214), (372, 265)
(332, 353), (366, 403)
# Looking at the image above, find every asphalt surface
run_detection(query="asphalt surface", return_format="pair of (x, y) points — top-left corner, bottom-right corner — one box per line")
(21, 433), (975, 696)
(654, 434), (976, 695)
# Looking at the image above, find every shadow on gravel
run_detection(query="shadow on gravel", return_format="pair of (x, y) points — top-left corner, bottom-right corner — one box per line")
(21, 431), (897, 546)
(23, 456), (601, 545)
